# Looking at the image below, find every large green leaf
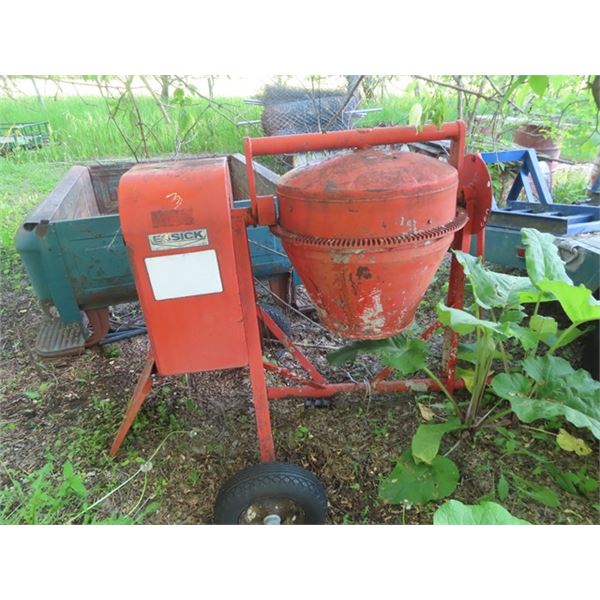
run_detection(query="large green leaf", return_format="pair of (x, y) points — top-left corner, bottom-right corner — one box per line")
(502, 356), (600, 439)
(528, 75), (549, 96)
(522, 354), (573, 385)
(513, 391), (600, 440)
(499, 307), (527, 324)
(506, 323), (539, 350)
(437, 304), (535, 350)
(521, 228), (572, 286)
(454, 251), (539, 309)
(491, 372), (533, 399)
(379, 338), (428, 377)
(433, 500), (530, 525)
(411, 418), (462, 465)
(326, 335), (407, 366)
(436, 303), (506, 336)
(326, 334), (428, 377)
(528, 314), (558, 343)
(537, 280), (600, 325)
(378, 449), (459, 505)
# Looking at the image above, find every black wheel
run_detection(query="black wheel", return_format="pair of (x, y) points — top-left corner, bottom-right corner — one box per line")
(214, 462), (328, 524)
(259, 303), (292, 340)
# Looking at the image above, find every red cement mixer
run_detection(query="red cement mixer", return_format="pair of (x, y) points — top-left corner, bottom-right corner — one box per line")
(113, 121), (492, 524)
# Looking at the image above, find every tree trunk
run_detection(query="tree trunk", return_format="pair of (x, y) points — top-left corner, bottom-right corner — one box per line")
(160, 76), (170, 103)
(591, 75), (600, 111)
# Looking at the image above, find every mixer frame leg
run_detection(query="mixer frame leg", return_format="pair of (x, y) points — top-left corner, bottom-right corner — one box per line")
(232, 212), (276, 463)
(443, 228), (474, 391)
(110, 353), (155, 456)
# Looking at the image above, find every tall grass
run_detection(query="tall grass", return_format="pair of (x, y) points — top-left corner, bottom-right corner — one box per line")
(357, 94), (458, 127)
(1, 91), (595, 166)
(0, 162), (68, 261)
(0, 95), (262, 163)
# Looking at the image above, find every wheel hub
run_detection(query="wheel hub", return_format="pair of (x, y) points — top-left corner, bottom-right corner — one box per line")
(239, 498), (306, 524)
(263, 514), (282, 525)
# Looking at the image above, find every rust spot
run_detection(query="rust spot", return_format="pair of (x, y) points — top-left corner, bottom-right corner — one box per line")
(359, 291), (385, 335)
(36, 221), (49, 237)
(151, 208), (194, 228)
(331, 251), (351, 264)
(356, 266), (372, 280)
(406, 381), (428, 393)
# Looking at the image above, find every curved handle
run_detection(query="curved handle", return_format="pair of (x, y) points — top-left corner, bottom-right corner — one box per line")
(244, 120), (466, 222)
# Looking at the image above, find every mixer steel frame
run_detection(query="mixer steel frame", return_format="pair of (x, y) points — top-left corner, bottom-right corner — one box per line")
(110, 121), (491, 463)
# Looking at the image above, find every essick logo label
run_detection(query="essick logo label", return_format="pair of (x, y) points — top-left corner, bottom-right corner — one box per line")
(148, 228), (209, 251)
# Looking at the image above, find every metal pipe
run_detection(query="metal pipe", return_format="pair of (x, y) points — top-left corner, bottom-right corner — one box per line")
(267, 378), (466, 399)
(247, 121), (464, 156)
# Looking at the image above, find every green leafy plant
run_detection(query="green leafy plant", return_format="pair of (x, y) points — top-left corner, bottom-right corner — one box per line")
(327, 333), (458, 414)
(292, 424), (312, 443)
(328, 226), (599, 514)
(328, 334), (462, 505)
(23, 381), (52, 403)
(1, 460), (86, 524)
(433, 500), (530, 525)
(492, 355), (600, 439)
(439, 228), (599, 426)
(379, 449), (459, 505)
(492, 426), (597, 503)
(552, 170), (588, 204)
(0, 458), (160, 525)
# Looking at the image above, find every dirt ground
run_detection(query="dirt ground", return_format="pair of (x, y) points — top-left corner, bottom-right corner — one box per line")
(1, 255), (598, 524)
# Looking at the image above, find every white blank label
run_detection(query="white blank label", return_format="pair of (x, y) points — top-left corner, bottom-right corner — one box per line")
(145, 250), (223, 300)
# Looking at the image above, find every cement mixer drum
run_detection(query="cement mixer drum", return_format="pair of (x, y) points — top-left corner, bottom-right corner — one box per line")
(272, 149), (468, 339)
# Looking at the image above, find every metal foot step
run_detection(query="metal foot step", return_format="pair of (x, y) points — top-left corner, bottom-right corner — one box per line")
(35, 318), (86, 358)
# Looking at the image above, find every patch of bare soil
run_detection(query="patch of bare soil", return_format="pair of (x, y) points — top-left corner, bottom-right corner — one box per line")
(1, 256), (598, 525)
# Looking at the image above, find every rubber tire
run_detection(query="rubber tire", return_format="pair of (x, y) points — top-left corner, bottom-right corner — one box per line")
(213, 462), (328, 524)
(259, 303), (292, 339)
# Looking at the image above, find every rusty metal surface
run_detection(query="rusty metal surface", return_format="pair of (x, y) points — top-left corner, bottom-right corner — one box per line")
(83, 308), (110, 347)
(276, 149), (458, 239)
(514, 124), (561, 158)
(272, 210), (467, 249)
(109, 122), (490, 465)
(89, 162), (135, 215)
(459, 153), (492, 235)
(280, 233), (458, 339)
(270, 148), (464, 339)
(119, 157), (249, 376)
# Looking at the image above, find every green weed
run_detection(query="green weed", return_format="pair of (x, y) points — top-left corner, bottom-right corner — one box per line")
(292, 424), (312, 443)
(552, 169), (589, 204)
(0, 459), (154, 524)
(0, 95), (261, 163)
